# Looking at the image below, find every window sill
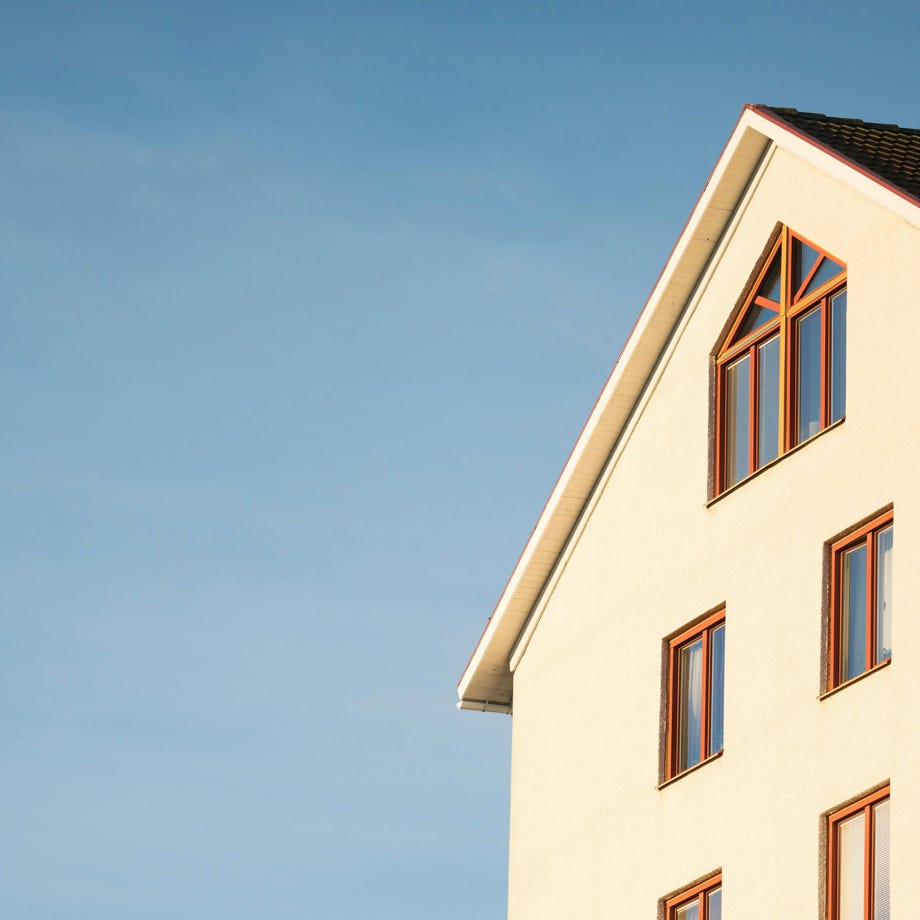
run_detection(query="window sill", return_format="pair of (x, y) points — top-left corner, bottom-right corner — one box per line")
(657, 749), (723, 791)
(818, 657), (891, 701)
(707, 417), (845, 507)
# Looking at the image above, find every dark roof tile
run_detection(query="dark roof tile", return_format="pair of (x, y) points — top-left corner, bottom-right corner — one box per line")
(758, 106), (920, 202)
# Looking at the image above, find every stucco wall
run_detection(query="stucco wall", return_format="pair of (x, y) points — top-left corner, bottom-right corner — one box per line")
(507, 147), (920, 918)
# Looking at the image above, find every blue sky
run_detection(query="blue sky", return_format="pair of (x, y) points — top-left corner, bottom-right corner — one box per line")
(3, 2), (920, 917)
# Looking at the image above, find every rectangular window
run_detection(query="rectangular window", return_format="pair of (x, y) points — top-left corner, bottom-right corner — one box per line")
(664, 873), (722, 920)
(829, 510), (893, 689)
(827, 786), (890, 920)
(666, 610), (725, 779)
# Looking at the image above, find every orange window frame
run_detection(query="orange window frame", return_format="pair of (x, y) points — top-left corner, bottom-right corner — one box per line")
(664, 873), (722, 920)
(666, 609), (725, 780)
(714, 226), (847, 494)
(827, 785), (889, 920)
(828, 510), (894, 689)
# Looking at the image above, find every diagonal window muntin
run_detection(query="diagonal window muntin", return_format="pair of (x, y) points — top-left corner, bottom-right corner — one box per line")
(715, 226), (846, 493)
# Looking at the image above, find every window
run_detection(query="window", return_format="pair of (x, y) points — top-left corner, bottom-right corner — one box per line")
(715, 226), (847, 493)
(829, 510), (893, 689)
(666, 609), (725, 779)
(827, 786), (890, 920)
(664, 873), (722, 920)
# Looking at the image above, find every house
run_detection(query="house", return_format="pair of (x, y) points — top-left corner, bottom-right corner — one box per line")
(457, 105), (920, 919)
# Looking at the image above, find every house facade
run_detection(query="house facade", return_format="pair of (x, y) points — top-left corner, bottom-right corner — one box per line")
(458, 106), (920, 918)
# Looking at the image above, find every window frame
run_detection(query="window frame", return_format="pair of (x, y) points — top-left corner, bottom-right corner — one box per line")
(665, 608), (725, 781)
(826, 785), (890, 920)
(663, 872), (722, 920)
(828, 509), (894, 690)
(714, 226), (847, 495)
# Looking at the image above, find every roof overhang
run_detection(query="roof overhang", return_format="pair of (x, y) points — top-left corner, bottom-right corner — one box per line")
(458, 104), (920, 713)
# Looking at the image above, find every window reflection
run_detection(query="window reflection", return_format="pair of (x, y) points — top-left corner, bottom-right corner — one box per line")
(841, 545), (867, 682)
(678, 639), (703, 772)
(725, 355), (750, 487)
(797, 307), (822, 443)
(876, 527), (893, 662)
(758, 335), (780, 466)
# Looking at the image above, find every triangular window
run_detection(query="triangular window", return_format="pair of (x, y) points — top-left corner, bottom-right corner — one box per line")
(792, 236), (845, 302)
(715, 227), (847, 494)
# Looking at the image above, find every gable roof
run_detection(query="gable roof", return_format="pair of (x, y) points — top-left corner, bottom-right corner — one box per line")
(759, 106), (920, 202)
(458, 104), (920, 714)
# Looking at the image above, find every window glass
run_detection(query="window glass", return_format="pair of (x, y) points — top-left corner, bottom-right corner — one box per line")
(675, 903), (699, 920)
(797, 307), (822, 443)
(736, 303), (777, 339)
(678, 639), (703, 772)
(793, 238), (820, 292)
(707, 889), (722, 920)
(725, 355), (750, 487)
(709, 624), (725, 754)
(830, 290), (847, 422)
(758, 335), (780, 466)
(873, 799), (890, 920)
(837, 811), (866, 920)
(875, 527), (893, 663)
(841, 544), (868, 682)
(758, 255), (782, 302)
(802, 255), (845, 297)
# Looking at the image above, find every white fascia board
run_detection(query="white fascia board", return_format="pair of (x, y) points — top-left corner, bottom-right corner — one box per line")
(457, 110), (771, 710)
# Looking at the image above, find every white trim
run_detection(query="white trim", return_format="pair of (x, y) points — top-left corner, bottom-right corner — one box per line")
(508, 145), (778, 672)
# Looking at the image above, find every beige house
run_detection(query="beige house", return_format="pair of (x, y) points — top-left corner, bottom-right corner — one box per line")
(458, 106), (920, 919)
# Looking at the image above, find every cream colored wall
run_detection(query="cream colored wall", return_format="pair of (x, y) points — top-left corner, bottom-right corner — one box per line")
(507, 148), (920, 918)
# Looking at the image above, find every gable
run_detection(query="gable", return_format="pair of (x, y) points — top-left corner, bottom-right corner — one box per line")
(458, 106), (920, 713)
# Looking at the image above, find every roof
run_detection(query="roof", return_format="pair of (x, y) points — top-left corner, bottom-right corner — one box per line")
(458, 105), (920, 714)
(761, 107), (920, 201)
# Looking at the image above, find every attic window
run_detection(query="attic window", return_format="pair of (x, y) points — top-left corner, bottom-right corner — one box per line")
(715, 226), (847, 494)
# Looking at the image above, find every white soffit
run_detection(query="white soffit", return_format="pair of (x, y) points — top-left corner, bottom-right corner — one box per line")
(457, 105), (920, 713)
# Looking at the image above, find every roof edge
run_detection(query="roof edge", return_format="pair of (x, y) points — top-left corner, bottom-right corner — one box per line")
(458, 104), (920, 711)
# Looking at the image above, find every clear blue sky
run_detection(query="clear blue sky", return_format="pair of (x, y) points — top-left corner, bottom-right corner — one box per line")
(2, 2), (919, 917)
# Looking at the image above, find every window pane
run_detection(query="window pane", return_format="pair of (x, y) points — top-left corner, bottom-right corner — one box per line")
(830, 290), (847, 423)
(724, 355), (750, 487)
(802, 256), (845, 297)
(675, 901), (699, 920)
(841, 545), (868, 681)
(875, 527), (893, 663)
(837, 811), (866, 920)
(758, 335), (780, 466)
(758, 255), (782, 303)
(736, 303), (778, 340)
(873, 799), (890, 920)
(796, 307), (822, 443)
(677, 639), (703, 772)
(793, 238), (820, 293)
(708, 887), (722, 920)
(709, 624), (725, 755)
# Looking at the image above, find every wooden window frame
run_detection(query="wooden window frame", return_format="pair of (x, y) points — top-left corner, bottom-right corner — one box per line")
(714, 226), (847, 495)
(826, 785), (889, 920)
(828, 509), (894, 690)
(664, 872), (722, 920)
(665, 608), (725, 780)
